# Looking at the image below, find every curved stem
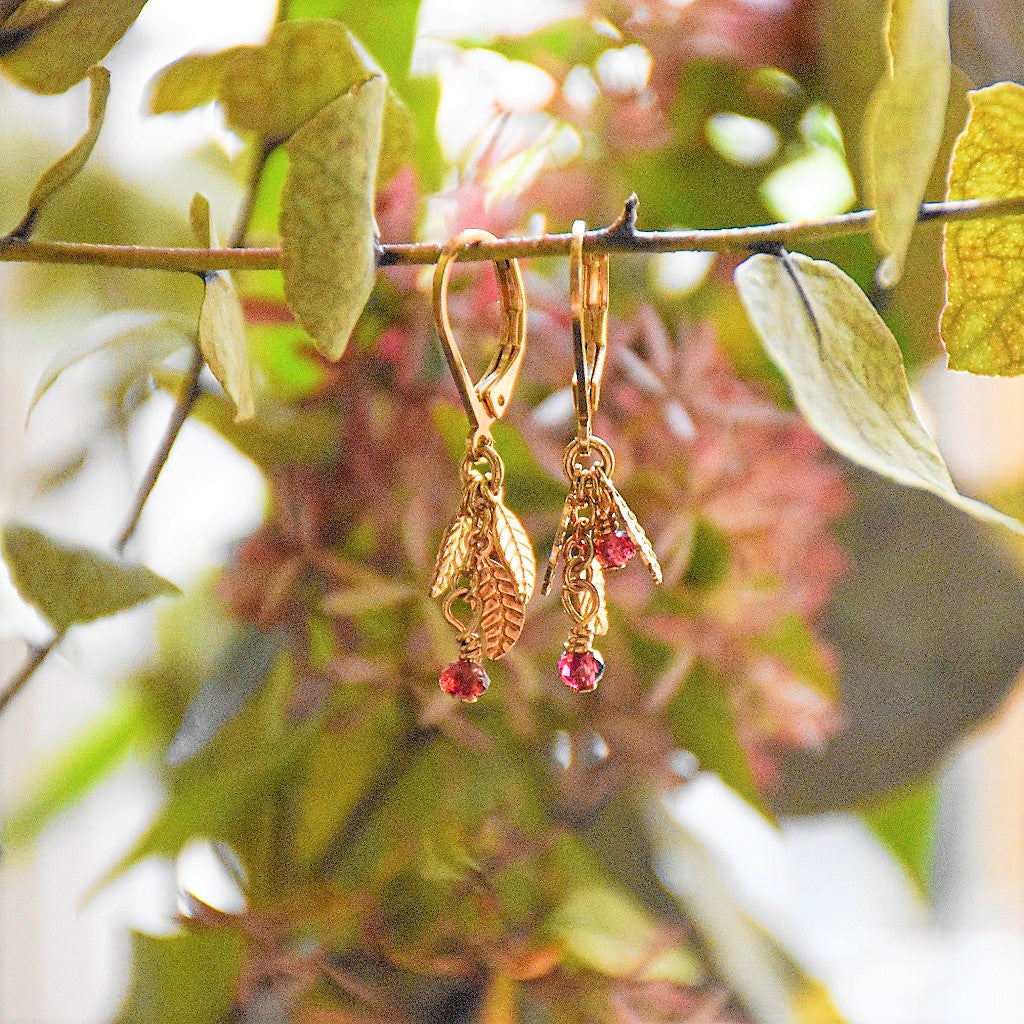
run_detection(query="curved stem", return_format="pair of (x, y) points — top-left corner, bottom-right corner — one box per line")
(0, 196), (1021, 273)
(114, 344), (205, 553)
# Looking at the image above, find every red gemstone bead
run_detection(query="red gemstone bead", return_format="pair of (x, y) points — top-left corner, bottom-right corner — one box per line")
(558, 649), (604, 693)
(595, 530), (636, 569)
(438, 659), (490, 702)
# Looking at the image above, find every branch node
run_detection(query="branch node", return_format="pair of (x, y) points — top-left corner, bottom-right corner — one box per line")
(606, 193), (640, 240)
(748, 240), (788, 258)
(374, 235), (396, 268)
(5, 208), (37, 243)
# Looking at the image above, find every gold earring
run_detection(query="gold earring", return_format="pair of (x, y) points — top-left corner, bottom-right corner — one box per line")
(542, 221), (662, 693)
(430, 230), (537, 702)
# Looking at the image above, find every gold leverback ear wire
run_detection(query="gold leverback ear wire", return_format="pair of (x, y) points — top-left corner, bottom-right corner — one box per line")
(429, 230), (536, 702)
(432, 228), (526, 448)
(544, 221), (662, 694)
(570, 219), (609, 443)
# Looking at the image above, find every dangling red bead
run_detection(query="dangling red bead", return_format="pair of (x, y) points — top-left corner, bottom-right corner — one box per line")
(439, 659), (490, 702)
(558, 649), (604, 693)
(595, 529), (636, 569)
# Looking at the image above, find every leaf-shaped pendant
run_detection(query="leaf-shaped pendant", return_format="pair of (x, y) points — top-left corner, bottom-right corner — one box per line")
(598, 469), (663, 584)
(487, 495), (536, 602)
(476, 551), (527, 660)
(541, 492), (574, 596)
(431, 513), (474, 599)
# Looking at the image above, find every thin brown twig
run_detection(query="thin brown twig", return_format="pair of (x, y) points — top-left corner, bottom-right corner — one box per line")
(0, 195), (1021, 273)
(0, 635), (62, 717)
(114, 343), (205, 554)
(228, 140), (274, 250)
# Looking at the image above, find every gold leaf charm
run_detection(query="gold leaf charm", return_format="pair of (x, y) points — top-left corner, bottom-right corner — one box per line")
(487, 495), (536, 602)
(541, 493), (573, 596)
(599, 469), (663, 584)
(476, 550), (527, 660)
(431, 513), (474, 599)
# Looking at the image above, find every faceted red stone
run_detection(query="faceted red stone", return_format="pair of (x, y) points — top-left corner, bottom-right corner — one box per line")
(558, 649), (604, 693)
(438, 659), (490, 702)
(595, 530), (636, 569)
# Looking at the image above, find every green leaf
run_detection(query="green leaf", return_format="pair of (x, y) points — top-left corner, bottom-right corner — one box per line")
(735, 252), (1024, 535)
(862, 777), (937, 894)
(10, 64), (109, 237)
(147, 47), (245, 115)
(101, 702), (312, 889)
(942, 82), (1024, 375)
(219, 20), (371, 142)
(547, 884), (701, 985)
(682, 517), (731, 590)
(290, 1), (420, 86)
(864, 0), (950, 286)
(28, 309), (192, 422)
(0, 0), (147, 95)
(114, 927), (246, 1024)
(3, 692), (156, 849)
(751, 612), (837, 700)
(148, 22), (412, 186)
(190, 193), (255, 422)
(1, 523), (179, 632)
(666, 662), (767, 817)
(280, 74), (386, 359)
(294, 699), (404, 869)
(286, 1), (442, 185)
(377, 91), (414, 185)
(167, 627), (284, 766)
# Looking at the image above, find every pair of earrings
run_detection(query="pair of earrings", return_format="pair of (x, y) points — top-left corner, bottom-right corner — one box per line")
(430, 223), (662, 702)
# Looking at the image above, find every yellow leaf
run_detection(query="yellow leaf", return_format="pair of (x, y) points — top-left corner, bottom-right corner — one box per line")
(11, 65), (109, 237)
(0, 0), (146, 95)
(547, 885), (701, 985)
(942, 82), (1024, 375)
(864, 0), (950, 286)
(735, 252), (1024, 535)
(220, 20), (370, 141)
(280, 74), (386, 359)
(147, 22), (411, 184)
(190, 194), (254, 422)
(147, 47), (244, 115)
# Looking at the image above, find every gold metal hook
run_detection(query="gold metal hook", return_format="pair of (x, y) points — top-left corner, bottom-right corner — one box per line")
(569, 220), (609, 442)
(433, 228), (527, 448)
